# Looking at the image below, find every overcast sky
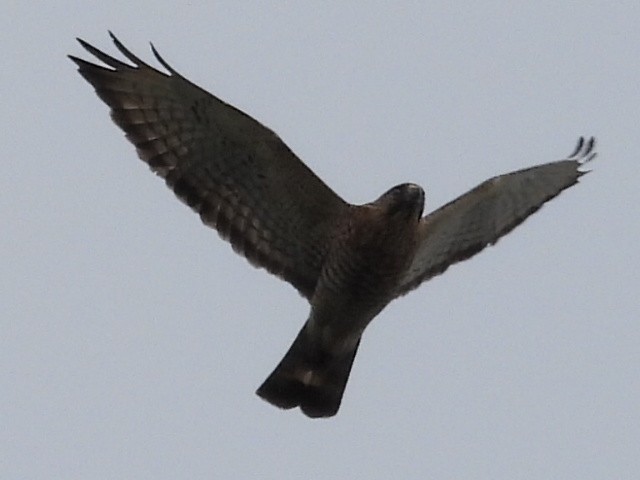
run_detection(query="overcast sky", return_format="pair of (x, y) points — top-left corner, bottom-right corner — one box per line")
(3, 2), (639, 479)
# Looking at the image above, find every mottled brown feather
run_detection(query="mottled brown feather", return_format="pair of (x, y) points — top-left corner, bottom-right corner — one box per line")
(69, 33), (348, 298)
(396, 137), (596, 295)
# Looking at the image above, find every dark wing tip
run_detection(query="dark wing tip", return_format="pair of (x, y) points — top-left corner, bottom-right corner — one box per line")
(67, 54), (83, 66)
(568, 136), (584, 158)
(568, 136), (597, 164)
(107, 31), (150, 68)
(71, 32), (177, 77)
(150, 41), (177, 74)
(72, 35), (133, 70)
(571, 136), (598, 175)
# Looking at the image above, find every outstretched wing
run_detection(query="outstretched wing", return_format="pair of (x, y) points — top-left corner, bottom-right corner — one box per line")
(396, 137), (596, 296)
(70, 33), (348, 299)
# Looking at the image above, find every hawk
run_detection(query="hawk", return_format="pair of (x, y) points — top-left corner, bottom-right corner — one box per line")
(69, 33), (597, 418)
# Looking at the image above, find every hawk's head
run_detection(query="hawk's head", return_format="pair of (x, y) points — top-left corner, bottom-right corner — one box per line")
(376, 183), (425, 221)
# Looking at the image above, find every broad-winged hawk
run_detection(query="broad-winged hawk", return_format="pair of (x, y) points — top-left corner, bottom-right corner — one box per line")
(69, 33), (597, 418)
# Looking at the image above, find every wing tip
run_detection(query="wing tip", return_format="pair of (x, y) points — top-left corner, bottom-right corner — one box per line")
(569, 136), (597, 163)
(566, 136), (598, 177)
(71, 32), (178, 77)
(150, 41), (177, 74)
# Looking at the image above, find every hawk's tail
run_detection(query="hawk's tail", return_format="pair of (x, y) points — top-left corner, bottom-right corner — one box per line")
(256, 323), (361, 418)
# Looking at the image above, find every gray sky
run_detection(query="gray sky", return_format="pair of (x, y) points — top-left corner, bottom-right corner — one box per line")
(3, 2), (639, 479)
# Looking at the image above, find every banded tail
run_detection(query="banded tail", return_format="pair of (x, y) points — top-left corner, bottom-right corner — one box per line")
(256, 322), (361, 418)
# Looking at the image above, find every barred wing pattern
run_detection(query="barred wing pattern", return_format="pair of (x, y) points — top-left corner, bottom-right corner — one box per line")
(397, 137), (596, 296)
(69, 33), (347, 298)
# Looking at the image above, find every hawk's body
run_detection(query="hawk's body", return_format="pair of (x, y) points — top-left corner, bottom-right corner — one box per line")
(259, 185), (425, 416)
(70, 34), (597, 418)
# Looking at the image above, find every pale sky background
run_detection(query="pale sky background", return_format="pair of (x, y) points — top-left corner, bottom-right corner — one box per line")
(3, 2), (639, 479)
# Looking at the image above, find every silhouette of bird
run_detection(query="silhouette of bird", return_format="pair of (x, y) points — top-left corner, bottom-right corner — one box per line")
(70, 33), (597, 417)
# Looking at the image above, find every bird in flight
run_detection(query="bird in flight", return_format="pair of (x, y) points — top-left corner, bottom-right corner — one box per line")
(69, 33), (597, 418)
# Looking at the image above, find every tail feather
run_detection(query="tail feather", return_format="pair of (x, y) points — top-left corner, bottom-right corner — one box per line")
(256, 324), (361, 418)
